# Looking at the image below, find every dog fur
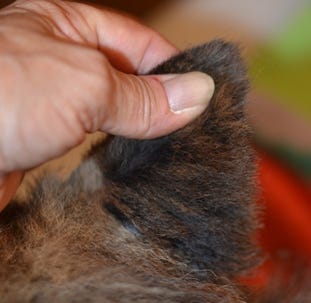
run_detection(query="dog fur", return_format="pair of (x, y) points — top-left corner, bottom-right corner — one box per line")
(0, 40), (259, 302)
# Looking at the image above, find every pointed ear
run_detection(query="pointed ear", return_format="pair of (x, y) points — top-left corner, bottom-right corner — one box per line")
(149, 39), (249, 110)
(92, 40), (252, 182)
(81, 41), (257, 279)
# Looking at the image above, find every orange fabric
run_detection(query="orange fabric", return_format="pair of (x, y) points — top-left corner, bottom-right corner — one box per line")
(258, 150), (311, 258)
(241, 150), (311, 287)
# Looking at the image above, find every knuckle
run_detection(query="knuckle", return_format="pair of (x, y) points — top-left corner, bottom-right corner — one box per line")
(80, 54), (117, 132)
(127, 76), (155, 137)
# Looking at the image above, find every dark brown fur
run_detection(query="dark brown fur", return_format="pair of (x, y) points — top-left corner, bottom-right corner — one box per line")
(0, 40), (259, 302)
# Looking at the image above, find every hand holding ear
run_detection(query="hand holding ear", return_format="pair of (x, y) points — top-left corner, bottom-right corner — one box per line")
(0, 0), (214, 211)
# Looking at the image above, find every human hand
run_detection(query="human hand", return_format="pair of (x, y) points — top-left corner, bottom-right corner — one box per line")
(0, 0), (214, 211)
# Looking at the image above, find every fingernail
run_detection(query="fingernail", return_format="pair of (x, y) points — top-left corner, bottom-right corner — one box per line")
(162, 72), (215, 114)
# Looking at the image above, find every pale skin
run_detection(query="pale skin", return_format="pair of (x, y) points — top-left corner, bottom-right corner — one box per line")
(0, 0), (214, 212)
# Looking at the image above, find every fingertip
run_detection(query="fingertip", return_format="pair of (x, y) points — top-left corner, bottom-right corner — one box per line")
(161, 72), (215, 114)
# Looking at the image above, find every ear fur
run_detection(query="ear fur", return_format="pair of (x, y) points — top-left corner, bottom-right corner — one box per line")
(90, 40), (258, 278)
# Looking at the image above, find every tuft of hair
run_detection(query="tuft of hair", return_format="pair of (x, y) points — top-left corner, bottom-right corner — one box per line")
(95, 39), (259, 276)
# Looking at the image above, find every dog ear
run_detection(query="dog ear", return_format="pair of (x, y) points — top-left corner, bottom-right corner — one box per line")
(96, 40), (250, 180)
(89, 40), (258, 279)
(147, 39), (251, 168)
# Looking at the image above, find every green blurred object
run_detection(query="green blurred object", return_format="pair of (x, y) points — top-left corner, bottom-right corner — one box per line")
(268, 146), (311, 181)
(277, 147), (311, 181)
(255, 137), (311, 181)
(274, 7), (311, 61)
(249, 5), (311, 121)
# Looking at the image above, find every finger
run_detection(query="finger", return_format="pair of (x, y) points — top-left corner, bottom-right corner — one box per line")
(10, 0), (178, 73)
(59, 2), (178, 73)
(83, 8), (178, 74)
(96, 67), (215, 139)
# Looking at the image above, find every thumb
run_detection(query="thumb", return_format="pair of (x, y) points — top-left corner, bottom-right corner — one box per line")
(98, 69), (215, 139)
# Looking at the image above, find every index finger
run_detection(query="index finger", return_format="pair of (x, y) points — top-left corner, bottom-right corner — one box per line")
(12, 0), (178, 74)
(86, 7), (179, 74)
